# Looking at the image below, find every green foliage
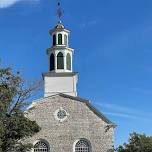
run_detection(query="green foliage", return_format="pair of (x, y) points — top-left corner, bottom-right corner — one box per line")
(117, 132), (152, 152)
(0, 67), (40, 152)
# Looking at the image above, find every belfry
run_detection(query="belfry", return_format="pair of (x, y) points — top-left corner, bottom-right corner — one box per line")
(43, 21), (78, 97)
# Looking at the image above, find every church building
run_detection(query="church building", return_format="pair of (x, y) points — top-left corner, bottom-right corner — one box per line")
(25, 20), (116, 152)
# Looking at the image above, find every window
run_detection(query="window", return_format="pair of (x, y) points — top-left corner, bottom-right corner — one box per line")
(57, 109), (67, 119)
(66, 53), (71, 70)
(54, 107), (69, 122)
(64, 34), (67, 45)
(34, 141), (49, 152)
(53, 34), (56, 46)
(58, 34), (62, 45)
(75, 139), (91, 152)
(57, 52), (64, 69)
(50, 54), (55, 71)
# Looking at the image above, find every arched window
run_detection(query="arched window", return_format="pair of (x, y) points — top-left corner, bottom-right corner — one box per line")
(34, 141), (49, 152)
(75, 139), (91, 152)
(64, 34), (67, 45)
(57, 52), (64, 69)
(58, 34), (62, 45)
(53, 34), (56, 46)
(66, 53), (71, 70)
(50, 54), (55, 71)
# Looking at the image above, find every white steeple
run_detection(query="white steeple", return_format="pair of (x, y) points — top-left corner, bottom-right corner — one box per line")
(43, 22), (78, 97)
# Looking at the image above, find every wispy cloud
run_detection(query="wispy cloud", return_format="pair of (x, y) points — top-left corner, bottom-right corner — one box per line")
(79, 20), (97, 29)
(104, 112), (139, 119)
(132, 87), (152, 95)
(0, 0), (39, 8)
(95, 102), (152, 122)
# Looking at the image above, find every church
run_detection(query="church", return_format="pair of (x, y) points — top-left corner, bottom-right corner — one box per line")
(25, 19), (116, 152)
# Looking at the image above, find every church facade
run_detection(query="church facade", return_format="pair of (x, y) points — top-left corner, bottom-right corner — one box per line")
(25, 22), (116, 152)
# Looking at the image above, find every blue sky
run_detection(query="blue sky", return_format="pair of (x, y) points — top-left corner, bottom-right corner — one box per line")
(0, 0), (152, 147)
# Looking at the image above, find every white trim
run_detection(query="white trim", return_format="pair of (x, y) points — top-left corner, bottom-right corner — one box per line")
(53, 107), (69, 123)
(73, 138), (92, 152)
(32, 139), (50, 152)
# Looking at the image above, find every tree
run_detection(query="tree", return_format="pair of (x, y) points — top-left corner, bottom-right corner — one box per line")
(0, 67), (41, 152)
(117, 132), (152, 152)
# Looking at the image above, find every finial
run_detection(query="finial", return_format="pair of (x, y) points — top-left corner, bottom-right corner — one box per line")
(56, 0), (64, 22)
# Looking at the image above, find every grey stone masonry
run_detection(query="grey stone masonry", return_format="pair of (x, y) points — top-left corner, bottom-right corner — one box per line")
(24, 94), (115, 152)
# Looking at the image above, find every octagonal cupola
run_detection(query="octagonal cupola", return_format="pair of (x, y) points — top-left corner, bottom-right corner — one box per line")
(47, 21), (74, 73)
(43, 21), (78, 97)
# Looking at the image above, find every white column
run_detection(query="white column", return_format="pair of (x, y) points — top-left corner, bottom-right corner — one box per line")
(64, 51), (66, 71)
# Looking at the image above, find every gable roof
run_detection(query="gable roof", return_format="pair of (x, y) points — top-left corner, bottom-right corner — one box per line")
(44, 93), (116, 127)
(27, 93), (116, 128)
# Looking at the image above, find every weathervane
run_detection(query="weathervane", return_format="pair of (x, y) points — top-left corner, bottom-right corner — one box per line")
(56, 0), (64, 22)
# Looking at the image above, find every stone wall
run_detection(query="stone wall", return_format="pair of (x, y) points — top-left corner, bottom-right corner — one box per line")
(25, 95), (114, 152)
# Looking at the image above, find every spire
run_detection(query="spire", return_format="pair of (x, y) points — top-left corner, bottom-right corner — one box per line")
(56, 0), (64, 22)
(43, 2), (78, 97)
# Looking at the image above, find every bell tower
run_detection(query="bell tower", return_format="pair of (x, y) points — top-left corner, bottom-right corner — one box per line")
(43, 1), (78, 97)
(43, 21), (78, 97)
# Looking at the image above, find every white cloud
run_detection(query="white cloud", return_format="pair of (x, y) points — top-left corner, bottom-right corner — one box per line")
(0, 0), (18, 8)
(0, 0), (38, 8)
(103, 112), (138, 119)
(79, 20), (97, 29)
(94, 102), (152, 122)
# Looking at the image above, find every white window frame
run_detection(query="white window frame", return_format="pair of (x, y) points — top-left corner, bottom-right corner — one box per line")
(73, 139), (91, 152)
(31, 139), (50, 152)
(54, 107), (69, 123)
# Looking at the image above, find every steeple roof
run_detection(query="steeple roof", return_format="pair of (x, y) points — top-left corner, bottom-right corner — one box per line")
(55, 21), (64, 29)
(49, 22), (70, 35)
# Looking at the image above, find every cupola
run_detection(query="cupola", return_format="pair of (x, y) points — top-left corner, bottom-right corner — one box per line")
(46, 21), (74, 73)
